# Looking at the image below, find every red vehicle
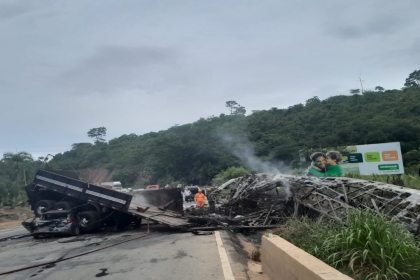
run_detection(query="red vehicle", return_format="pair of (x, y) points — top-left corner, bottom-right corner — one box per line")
(146, 185), (160, 190)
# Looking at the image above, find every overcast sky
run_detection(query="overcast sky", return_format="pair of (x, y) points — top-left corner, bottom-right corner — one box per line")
(1, 0), (419, 159)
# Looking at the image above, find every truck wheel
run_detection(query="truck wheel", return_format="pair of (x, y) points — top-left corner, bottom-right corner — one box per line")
(116, 213), (134, 230)
(72, 226), (81, 236)
(78, 211), (100, 233)
(54, 202), (75, 211)
(34, 200), (56, 216)
(33, 234), (41, 239)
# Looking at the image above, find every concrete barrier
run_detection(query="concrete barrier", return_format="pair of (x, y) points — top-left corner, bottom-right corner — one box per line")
(261, 236), (353, 280)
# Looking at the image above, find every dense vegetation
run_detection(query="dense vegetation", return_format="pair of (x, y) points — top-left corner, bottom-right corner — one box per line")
(346, 173), (420, 190)
(0, 152), (43, 208)
(278, 210), (420, 280)
(52, 77), (420, 187)
(3, 70), (420, 190)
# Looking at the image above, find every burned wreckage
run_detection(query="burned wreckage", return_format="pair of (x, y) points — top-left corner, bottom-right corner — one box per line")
(21, 170), (420, 236)
(190, 174), (420, 233)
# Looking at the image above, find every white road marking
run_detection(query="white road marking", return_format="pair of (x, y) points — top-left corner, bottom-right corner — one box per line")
(215, 231), (235, 280)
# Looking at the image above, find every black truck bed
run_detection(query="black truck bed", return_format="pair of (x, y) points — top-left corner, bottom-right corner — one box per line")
(27, 170), (191, 228)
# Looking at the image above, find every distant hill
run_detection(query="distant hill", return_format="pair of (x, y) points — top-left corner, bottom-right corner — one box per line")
(52, 86), (420, 187)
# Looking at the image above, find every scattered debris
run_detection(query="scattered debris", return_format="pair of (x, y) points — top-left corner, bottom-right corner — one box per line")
(96, 268), (109, 277)
(158, 200), (175, 211)
(136, 207), (149, 213)
(207, 173), (420, 232)
(191, 231), (213, 235)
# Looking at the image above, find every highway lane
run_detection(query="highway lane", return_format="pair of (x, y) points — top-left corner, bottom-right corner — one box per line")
(0, 226), (230, 280)
(0, 226), (27, 239)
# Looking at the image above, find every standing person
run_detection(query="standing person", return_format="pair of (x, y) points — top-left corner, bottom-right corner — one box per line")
(194, 189), (206, 208)
(184, 188), (191, 203)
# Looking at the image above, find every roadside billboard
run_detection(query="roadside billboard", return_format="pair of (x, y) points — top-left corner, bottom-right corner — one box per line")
(352, 142), (404, 175)
(299, 142), (404, 177)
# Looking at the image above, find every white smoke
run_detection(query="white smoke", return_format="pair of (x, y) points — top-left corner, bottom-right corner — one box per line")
(273, 175), (293, 201)
(215, 129), (294, 200)
(216, 132), (291, 174)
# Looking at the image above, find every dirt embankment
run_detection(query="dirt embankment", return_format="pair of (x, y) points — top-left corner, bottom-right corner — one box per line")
(77, 168), (118, 183)
(77, 168), (151, 186)
(0, 207), (33, 229)
(0, 221), (23, 230)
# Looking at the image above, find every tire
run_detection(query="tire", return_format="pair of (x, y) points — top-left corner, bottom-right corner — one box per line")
(116, 213), (134, 230)
(53, 202), (75, 211)
(78, 211), (100, 233)
(72, 226), (81, 236)
(33, 234), (41, 239)
(34, 200), (56, 217)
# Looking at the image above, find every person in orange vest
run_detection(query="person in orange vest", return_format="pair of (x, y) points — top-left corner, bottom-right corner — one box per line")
(194, 189), (206, 208)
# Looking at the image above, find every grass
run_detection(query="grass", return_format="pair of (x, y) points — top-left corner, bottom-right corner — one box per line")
(275, 216), (341, 260)
(345, 173), (420, 190)
(251, 247), (261, 262)
(277, 210), (420, 280)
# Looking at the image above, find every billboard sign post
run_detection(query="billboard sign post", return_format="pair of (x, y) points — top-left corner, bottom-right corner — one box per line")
(355, 142), (404, 175)
(301, 142), (404, 177)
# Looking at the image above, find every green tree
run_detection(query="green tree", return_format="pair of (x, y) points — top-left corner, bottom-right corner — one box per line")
(2, 151), (33, 163)
(2, 151), (33, 183)
(375, 86), (384, 91)
(0, 182), (8, 208)
(305, 96), (321, 107)
(233, 106), (246, 115)
(87, 127), (107, 143)
(8, 182), (20, 209)
(349, 89), (360, 95)
(403, 149), (420, 165)
(212, 166), (252, 186)
(225, 101), (239, 115)
(404, 70), (420, 88)
(71, 143), (93, 150)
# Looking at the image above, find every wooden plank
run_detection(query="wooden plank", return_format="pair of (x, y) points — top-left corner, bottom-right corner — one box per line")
(127, 203), (191, 227)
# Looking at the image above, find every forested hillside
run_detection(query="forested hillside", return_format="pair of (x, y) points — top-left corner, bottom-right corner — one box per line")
(3, 71), (420, 191)
(49, 84), (420, 187)
(0, 152), (43, 207)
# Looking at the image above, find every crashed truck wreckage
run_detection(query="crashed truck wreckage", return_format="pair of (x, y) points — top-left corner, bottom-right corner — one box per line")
(22, 170), (420, 234)
(197, 173), (420, 233)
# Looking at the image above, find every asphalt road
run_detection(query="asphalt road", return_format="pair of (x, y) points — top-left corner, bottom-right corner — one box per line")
(0, 226), (27, 240)
(0, 225), (241, 280)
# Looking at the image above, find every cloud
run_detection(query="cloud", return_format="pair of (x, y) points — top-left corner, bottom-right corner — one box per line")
(323, 1), (420, 40)
(326, 16), (411, 40)
(56, 45), (181, 94)
(377, 38), (420, 70)
(1, 0), (420, 159)
(0, 0), (39, 20)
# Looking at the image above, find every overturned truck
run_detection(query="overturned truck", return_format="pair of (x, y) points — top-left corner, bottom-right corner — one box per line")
(23, 169), (188, 237)
(208, 174), (420, 232)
